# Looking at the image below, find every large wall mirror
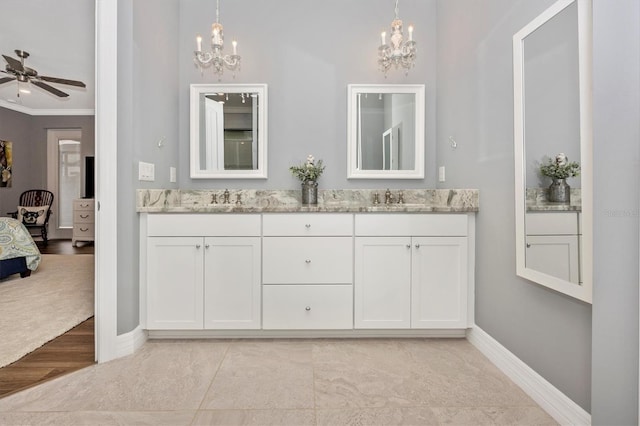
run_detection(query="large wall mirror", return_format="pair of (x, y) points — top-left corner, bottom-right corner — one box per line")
(513, 0), (592, 303)
(347, 84), (425, 179)
(190, 84), (267, 179)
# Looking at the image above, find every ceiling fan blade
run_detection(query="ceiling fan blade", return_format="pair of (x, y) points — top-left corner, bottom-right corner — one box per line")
(32, 80), (69, 97)
(2, 55), (23, 72)
(0, 76), (15, 85)
(40, 76), (86, 88)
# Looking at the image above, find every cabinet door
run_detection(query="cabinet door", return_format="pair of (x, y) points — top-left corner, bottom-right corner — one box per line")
(411, 237), (468, 329)
(526, 235), (579, 284)
(203, 237), (261, 329)
(147, 237), (204, 329)
(354, 237), (411, 329)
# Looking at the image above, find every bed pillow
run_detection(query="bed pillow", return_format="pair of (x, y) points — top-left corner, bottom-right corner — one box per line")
(17, 205), (49, 225)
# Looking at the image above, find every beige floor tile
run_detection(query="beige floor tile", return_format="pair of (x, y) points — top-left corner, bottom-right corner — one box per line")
(200, 340), (315, 410)
(431, 406), (559, 425)
(316, 407), (440, 426)
(0, 410), (197, 426)
(0, 340), (230, 412)
(193, 409), (316, 426)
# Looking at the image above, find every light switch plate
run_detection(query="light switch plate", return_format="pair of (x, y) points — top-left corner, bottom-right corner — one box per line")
(438, 166), (446, 182)
(169, 167), (177, 183)
(139, 161), (155, 181)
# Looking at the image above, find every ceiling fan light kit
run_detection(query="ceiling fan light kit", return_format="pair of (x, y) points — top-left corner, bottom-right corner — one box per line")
(1, 49), (86, 98)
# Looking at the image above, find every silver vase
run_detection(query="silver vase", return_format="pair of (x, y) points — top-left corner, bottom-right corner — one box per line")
(301, 181), (318, 205)
(548, 178), (570, 203)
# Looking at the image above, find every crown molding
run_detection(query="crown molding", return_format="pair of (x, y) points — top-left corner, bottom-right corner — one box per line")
(0, 99), (94, 116)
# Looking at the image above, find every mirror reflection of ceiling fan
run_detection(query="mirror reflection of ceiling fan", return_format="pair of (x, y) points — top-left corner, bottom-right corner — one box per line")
(0, 49), (86, 98)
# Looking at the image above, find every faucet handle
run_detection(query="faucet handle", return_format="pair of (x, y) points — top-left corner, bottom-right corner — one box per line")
(373, 192), (380, 204)
(397, 191), (405, 204)
(211, 193), (218, 204)
(235, 193), (242, 205)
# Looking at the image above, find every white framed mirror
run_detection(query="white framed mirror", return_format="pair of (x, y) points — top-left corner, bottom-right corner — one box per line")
(347, 84), (425, 179)
(190, 84), (267, 179)
(513, 0), (592, 303)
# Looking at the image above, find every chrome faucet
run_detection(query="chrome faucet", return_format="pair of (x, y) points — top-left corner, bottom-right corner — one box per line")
(384, 189), (394, 205)
(222, 189), (231, 204)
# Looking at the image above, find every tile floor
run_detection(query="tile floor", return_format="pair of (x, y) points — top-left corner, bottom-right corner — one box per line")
(0, 338), (557, 425)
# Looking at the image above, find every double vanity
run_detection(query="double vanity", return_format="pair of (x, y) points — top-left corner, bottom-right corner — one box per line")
(138, 188), (478, 338)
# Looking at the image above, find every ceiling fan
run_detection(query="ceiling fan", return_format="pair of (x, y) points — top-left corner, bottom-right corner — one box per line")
(0, 49), (86, 98)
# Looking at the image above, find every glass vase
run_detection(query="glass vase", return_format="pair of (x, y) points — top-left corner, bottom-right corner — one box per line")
(301, 181), (318, 205)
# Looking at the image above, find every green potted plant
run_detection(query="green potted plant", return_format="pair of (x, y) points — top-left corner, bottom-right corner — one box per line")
(290, 155), (325, 205)
(539, 153), (580, 203)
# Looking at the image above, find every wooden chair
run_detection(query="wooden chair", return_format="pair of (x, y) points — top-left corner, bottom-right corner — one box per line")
(8, 190), (54, 244)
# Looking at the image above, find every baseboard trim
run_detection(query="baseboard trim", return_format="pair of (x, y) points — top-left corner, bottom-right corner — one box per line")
(467, 325), (591, 426)
(115, 326), (148, 358)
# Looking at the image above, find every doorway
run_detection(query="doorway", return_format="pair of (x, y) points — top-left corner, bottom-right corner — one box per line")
(47, 129), (83, 241)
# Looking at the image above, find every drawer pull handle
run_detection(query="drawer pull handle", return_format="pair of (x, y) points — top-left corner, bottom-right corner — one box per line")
(196, 244), (201, 249)
(415, 244), (420, 249)
(305, 224), (311, 228)
(305, 259), (312, 264)
(80, 203), (90, 208)
(305, 306), (311, 311)
(80, 214), (90, 219)
(80, 227), (89, 232)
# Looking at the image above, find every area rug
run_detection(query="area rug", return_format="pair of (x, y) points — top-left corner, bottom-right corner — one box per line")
(0, 254), (94, 368)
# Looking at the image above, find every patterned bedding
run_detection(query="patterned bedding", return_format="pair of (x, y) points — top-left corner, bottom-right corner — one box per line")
(0, 217), (41, 271)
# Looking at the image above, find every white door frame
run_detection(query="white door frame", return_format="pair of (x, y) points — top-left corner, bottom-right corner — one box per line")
(95, 0), (118, 363)
(46, 129), (82, 240)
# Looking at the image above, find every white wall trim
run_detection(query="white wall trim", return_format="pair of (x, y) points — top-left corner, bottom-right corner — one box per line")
(0, 100), (94, 116)
(116, 326), (148, 358)
(467, 325), (591, 426)
(94, 0), (119, 363)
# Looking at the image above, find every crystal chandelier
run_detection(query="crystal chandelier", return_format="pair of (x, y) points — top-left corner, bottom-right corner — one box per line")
(378, 0), (416, 75)
(194, 0), (241, 78)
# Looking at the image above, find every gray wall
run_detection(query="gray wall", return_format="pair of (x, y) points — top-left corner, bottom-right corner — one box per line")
(591, 0), (639, 423)
(0, 107), (94, 215)
(436, 0), (592, 411)
(117, 0), (180, 334)
(178, 0), (437, 190)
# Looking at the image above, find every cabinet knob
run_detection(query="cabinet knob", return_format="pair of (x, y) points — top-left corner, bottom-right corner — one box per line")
(196, 244), (201, 249)
(526, 243), (531, 248)
(406, 244), (411, 249)
(205, 244), (210, 249)
(305, 259), (312, 264)
(305, 223), (311, 228)
(415, 243), (421, 249)
(305, 306), (311, 311)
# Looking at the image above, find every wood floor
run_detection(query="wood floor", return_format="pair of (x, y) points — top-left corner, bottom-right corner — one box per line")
(0, 239), (95, 399)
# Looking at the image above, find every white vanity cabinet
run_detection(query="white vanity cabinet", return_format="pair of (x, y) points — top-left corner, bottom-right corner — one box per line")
(525, 212), (581, 284)
(145, 214), (261, 330)
(354, 214), (469, 329)
(262, 213), (353, 329)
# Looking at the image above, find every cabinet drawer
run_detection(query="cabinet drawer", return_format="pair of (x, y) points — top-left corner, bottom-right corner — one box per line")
(263, 213), (352, 236)
(526, 212), (578, 235)
(263, 237), (353, 284)
(73, 199), (94, 211)
(73, 211), (94, 223)
(355, 214), (468, 236)
(263, 285), (353, 329)
(74, 223), (95, 237)
(147, 214), (261, 236)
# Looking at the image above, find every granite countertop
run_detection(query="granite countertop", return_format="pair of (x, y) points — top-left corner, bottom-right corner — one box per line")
(137, 189), (479, 213)
(526, 187), (581, 212)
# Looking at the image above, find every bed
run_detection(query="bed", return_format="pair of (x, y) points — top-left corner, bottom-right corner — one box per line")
(0, 217), (41, 280)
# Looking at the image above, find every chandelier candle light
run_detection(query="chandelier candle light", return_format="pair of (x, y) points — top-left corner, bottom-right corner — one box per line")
(194, 0), (241, 78)
(378, 0), (417, 75)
